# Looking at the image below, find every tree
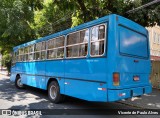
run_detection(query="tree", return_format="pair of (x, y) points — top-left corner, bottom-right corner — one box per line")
(0, 0), (38, 72)
(32, 0), (72, 37)
(0, 0), (44, 53)
(53, 0), (160, 27)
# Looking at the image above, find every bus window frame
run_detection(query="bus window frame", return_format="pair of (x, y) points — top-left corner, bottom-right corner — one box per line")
(90, 23), (107, 57)
(41, 41), (46, 61)
(28, 44), (35, 62)
(46, 36), (65, 60)
(66, 28), (89, 59)
(18, 48), (25, 62)
(24, 46), (29, 62)
(33, 42), (42, 61)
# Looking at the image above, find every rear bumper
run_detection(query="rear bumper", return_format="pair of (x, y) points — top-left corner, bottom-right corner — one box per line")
(108, 85), (152, 102)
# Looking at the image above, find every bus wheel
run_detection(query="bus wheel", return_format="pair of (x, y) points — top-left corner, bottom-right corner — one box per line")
(15, 75), (24, 89)
(48, 81), (64, 103)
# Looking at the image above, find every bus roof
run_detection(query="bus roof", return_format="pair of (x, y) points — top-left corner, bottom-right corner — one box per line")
(13, 14), (147, 50)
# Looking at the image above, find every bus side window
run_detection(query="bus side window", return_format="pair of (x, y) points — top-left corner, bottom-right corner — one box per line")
(24, 47), (29, 61)
(66, 29), (89, 58)
(91, 25), (105, 56)
(41, 41), (46, 60)
(19, 48), (24, 62)
(55, 37), (65, 58)
(47, 36), (65, 59)
(16, 49), (19, 62)
(80, 30), (89, 56)
(28, 45), (34, 61)
(34, 42), (42, 60)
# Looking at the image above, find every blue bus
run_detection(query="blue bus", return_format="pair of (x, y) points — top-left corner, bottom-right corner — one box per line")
(10, 14), (152, 103)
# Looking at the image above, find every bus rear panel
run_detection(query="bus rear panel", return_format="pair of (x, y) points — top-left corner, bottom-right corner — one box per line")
(107, 15), (151, 102)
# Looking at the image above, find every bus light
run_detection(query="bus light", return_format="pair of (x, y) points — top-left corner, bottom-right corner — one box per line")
(113, 72), (120, 86)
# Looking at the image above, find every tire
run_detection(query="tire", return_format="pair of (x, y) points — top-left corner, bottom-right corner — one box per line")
(15, 75), (24, 89)
(48, 81), (64, 103)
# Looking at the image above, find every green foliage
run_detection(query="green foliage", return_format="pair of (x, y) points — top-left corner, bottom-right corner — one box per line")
(127, 0), (160, 26)
(0, 0), (37, 53)
(32, 0), (72, 37)
(54, 0), (160, 27)
(1, 52), (11, 73)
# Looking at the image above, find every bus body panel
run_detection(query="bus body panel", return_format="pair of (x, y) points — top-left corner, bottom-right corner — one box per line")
(22, 74), (46, 89)
(64, 58), (108, 82)
(45, 60), (65, 78)
(64, 79), (107, 101)
(64, 58), (108, 101)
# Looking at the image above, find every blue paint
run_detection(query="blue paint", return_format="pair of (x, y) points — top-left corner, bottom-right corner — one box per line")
(10, 14), (152, 102)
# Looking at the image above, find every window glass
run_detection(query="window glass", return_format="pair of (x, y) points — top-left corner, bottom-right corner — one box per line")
(48, 40), (54, 49)
(20, 55), (24, 61)
(29, 53), (34, 61)
(66, 29), (89, 58)
(67, 46), (79, 57)
(29, 45), (34, 53)
(67, 32), (80, 45)
(47, 50), (56, 59)
(91, 27), (98, 41)
(119, 26), (148, 58)
(24, 54), (28, 61)
(28, 45), (34, 61)
(80, 30), (89, 43)
(24, 47), (29, 53)
(42, 42), (46, 50)
(34, 52), (41, 60)
(57, 48), (64, 58)
(47, 36), (65, 59)
(41, 51), (46, 60)
(91, 25), (105, 56)
(35, 42), (42, 51)
(99, 25), (105, 39)
(55, 37), (65, 48)
(17, 55), (20, 62)
(79, 44), (88, 56)
(91, 41), (104, 55)
(34, 42), (42, 60)
(19, 48), (24, 55)
(24, 47), (29, 61)
(18, 48), (24, 61)
(16, 50), (19, 62)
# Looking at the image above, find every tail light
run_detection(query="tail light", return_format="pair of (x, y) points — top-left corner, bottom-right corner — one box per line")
(113, 72), (120, 86)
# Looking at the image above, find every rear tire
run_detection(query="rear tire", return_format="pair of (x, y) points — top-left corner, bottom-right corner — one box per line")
(15, 75), (24, 89)
(48, 81), (64, 103)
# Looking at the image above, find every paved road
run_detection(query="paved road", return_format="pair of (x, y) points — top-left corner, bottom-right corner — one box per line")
(0, 74), (159, 118)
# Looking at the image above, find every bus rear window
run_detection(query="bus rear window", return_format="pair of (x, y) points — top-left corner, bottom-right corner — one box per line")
(119, 26), (148, 58)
